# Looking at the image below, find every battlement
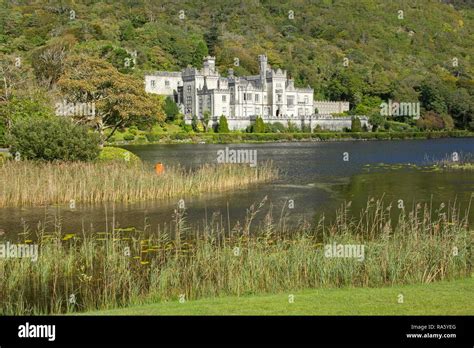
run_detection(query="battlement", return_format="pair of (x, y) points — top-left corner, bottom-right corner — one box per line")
(147, 71), (182, 77)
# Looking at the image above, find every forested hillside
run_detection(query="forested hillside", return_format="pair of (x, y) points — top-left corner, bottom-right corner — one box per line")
(0, 0), (473, 137)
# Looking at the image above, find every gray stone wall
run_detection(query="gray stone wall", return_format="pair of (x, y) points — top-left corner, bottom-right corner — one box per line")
(185, 114), (370, 131)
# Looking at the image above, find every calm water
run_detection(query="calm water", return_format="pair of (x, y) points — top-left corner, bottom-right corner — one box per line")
(1, 138), (473, 237)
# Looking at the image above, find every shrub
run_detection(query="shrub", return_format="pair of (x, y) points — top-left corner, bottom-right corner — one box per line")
(145, 133), (160, 142)
(182, 124), (193, 133)
(301, 124), (312, 133)
(313, 125), (323, 133)
(253, 116), (265, 133)
(0, 152), (11, 164)
(265, 122), (286, 133)
(97, 146), (141, 164)
(0, 121), (5, 147)
(128, 126), (138, 135)
(7, 118), (100, 162)
(286, 121), (298, 133)
(351, 117), (362, 132)
(123, 134), (135, 141)
(196, 121), (205, 133)
(217, 115), (230, 133)
(171, 133), (188, 140)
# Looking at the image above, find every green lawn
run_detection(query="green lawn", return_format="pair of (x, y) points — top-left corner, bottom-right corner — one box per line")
(86, 276), (473, 316)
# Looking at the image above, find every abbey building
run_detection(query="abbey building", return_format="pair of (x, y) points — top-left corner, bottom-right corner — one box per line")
(145, 55), (368, 131)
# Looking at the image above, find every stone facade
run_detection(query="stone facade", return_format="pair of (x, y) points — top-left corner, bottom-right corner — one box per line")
(145, 55), (369, 131)
(314, 101), (350, 115)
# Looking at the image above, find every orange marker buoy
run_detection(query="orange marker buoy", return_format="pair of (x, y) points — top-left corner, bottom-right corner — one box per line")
(155, 162), (165, 175)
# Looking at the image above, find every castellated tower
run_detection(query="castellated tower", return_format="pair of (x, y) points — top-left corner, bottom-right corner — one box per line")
(203, 56), (216, 75)
(258, 54), (267, 86)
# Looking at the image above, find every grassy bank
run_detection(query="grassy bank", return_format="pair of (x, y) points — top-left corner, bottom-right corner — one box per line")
(88, 276), (474, 315)
(0, 198), (471, 315)
(0, 160), (277, 207)
(107, 130), (474, 145)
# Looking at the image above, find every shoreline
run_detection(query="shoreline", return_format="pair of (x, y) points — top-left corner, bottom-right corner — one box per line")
(107, 130), (474, 146)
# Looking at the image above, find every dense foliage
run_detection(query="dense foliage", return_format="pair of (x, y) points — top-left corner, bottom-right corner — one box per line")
(0, 0), (473, 135)
(7, 118), (101, 161)
(217, 115), (230, 133)
(163, 96), (180, 122)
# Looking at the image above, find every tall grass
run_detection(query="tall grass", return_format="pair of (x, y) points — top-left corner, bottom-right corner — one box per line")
(0, 161), (278, 207)
(0, 197), (471, 315)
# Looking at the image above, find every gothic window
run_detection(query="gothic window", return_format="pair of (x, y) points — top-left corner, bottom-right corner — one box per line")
(255, 94), (259, 102)
(222, 95), (226, 102)
(165, 80), (170, 87)
(304, 96), (308, 104)
(150, 80), (155, 88)
(187, 85), (191, 93)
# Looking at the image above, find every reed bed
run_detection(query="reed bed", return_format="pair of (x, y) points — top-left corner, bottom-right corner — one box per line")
(0, 197), (471, 315)
(0, 160), (278, 207)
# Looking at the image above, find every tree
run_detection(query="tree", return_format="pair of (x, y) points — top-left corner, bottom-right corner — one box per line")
(351, 116), (362, 132)
(416, 111), (445, 130)
(202, 111), (211, 132)
(191, 115), (199, 132)
(419, 79), (448, 115)
(119, 20), (135, 41)
(31, 37), (75, 89)
(217, 115), (229, 133)
(57, 55), (164, 144)
(0, 54), (31, 102)
(192, 41), (209, 67)
(369, 113), (385, 132)
(164, 96), (180, 122)
(447, 89), (474, 129)
(0, 95), (53, 134)
(253, 116), (265, 133)
(204, 23), (220, 56)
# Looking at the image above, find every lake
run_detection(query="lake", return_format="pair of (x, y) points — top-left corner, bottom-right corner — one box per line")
(1, 138), (473, 237)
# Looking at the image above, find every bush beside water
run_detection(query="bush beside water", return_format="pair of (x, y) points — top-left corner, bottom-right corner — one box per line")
(7, 118), (100, 161)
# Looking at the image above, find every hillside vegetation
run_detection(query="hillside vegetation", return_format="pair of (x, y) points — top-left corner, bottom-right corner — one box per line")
(0, 0), (473, 146)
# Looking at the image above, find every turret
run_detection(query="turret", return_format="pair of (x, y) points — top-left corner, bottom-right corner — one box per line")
(258, 54), (267, 86)
(203, 56), (216, 75)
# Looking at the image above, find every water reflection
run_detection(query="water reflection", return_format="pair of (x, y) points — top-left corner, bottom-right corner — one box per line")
(1, 138), (473, 237)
